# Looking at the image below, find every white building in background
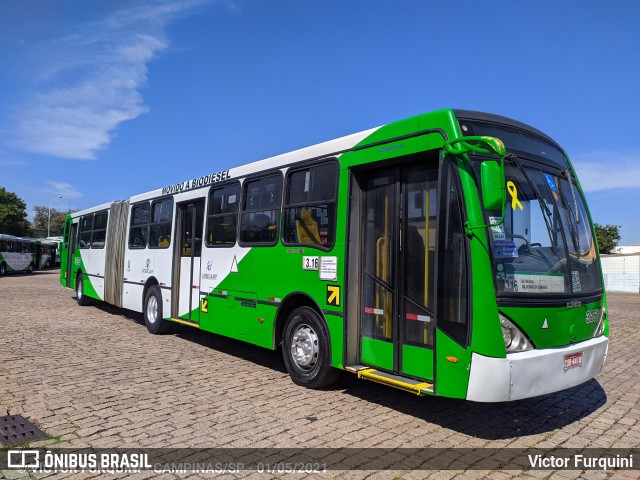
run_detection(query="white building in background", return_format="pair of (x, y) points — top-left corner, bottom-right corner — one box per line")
(612, 245), (640, 255)
(601, 246), (640, 293)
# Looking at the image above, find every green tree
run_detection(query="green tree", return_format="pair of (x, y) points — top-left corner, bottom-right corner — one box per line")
(32, 206), (69, 236)
(0, 187), (33, 236)
(594, 223), (621, 254)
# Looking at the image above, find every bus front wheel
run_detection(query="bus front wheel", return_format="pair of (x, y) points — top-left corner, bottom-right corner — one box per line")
(0, 263), (5, 276)
(76, 273), (92, 306)
(28, 263), (34, 274)
(282, 306), (339, 388)
(144, 286), (171, 334)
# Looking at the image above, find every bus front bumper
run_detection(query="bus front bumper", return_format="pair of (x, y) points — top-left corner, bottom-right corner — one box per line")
(466, 335), (609, 402)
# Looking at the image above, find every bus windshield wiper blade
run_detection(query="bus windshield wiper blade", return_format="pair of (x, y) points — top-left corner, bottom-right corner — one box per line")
(558, 181), (580, 252)
(506, 154), (556, 247)
(562, 168), (580, 224)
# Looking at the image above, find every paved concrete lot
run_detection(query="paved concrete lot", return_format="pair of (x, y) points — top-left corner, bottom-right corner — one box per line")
(1, 270), (638, 479)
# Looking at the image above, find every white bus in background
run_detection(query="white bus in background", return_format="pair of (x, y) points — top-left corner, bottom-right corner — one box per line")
(0, 234), (36, 275)
(46, 236), (64, 266)
(37, 239), (59, 268)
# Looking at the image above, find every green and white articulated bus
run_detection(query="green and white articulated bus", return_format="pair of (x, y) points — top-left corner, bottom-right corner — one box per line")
(0, 234), (36, 275)
(60, 109), (609, 402)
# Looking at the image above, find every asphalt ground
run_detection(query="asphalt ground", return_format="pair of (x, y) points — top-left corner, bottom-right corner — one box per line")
(0, 270), (638, 479)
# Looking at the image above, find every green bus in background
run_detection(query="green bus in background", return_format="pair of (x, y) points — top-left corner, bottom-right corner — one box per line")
(59, 109), (609, 401)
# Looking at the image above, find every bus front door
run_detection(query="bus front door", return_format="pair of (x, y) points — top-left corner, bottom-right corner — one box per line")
(359, 162), (437, 381)
(174, 199), (205, 323)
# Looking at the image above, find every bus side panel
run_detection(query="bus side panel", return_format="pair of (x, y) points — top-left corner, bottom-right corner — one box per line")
(153, 246), (173, 313)
(250, 245), (345, 367)
(78, 249), (101, 300)
(87, 246), (106, 301)
(199, 247), (256, 341)
(435, 330), (471, 399)
(1, 247), (32, 272)
(122, 247), (147, 313)
(122, 282), (145, 313)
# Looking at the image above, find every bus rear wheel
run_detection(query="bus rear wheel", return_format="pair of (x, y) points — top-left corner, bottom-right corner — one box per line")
(28, 263), (34, 274)
(76, 273), (92, 306)
(282, 306), (339, 388)
(0, 263), (5, 276)
(144, 286), (171, 334)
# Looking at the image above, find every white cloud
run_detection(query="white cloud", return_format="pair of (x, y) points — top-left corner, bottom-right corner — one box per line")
(44, 181), (83, 200)
(10, 0), (209, 160)
(0, 157), (24, 167)
(571, 151), (640, 192)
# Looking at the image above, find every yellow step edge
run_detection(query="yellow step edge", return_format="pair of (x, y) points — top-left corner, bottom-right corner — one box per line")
(357, 368), (433, 396)
(170, 317), (200, 328)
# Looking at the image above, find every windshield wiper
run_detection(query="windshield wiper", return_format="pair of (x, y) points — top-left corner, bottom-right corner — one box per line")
(506, 154), (556, 248)
(561, 169), (580, 224)
(558, 180), (580, 252)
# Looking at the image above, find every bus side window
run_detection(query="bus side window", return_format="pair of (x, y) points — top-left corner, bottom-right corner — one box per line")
(79, 215), (93, 249)
(63, 219), (70, 246)
(437, 161), (469, 346)
(149, 198), (173, 248)
(240, 174), (282, 245)
(129, 203), (151, 249)
(282, 161), (338, 249)
(91, 211), (108, 248)
(206, 183), (240, 247)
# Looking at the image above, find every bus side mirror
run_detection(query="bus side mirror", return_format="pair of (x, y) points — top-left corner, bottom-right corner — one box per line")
(481, 161), (503, 211)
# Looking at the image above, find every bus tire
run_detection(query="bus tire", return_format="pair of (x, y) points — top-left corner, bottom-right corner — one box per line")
(144, 286), (171, 334)
(28, 263), (34, 274)
(282, 306), (339, 388)
(76, 272), (92, 306)
(0, 263), (5, 276)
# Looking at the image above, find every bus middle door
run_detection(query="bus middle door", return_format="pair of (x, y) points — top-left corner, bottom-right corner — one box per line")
(174, 199), (205, 324)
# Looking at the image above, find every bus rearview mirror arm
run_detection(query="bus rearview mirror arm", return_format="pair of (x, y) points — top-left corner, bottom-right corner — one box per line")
(443, 136), (507, 235)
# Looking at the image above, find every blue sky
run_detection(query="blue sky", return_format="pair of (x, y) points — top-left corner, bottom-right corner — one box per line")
(1, 0), (639, 243)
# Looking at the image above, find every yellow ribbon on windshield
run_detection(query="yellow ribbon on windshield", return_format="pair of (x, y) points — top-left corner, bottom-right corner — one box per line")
(507, 181), (523, 211)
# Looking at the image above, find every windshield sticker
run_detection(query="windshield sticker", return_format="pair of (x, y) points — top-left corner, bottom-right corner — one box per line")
(507, 272), (565, 294)
(571, 271), (582, 292)
(506, 181), (524, 211)
(543, 173), (558, 192)
(489, 216), (505, 240)
(494, 241), (518, 258)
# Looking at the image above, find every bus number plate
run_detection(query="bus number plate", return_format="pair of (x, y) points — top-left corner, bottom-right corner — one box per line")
(563, 352), (583, 370)
(303, 256), (319, 271)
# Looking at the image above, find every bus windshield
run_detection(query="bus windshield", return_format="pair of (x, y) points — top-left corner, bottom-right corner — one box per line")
(487, 160), (602, 297)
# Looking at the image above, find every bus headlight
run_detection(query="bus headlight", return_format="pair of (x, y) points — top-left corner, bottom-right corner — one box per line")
(500, 313), (533, 353)
(594, 307), (606, 337)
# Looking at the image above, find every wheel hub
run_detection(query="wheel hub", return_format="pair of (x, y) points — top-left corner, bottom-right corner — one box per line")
(291, 324), (319, 369)
(147, 296), (158, 324)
